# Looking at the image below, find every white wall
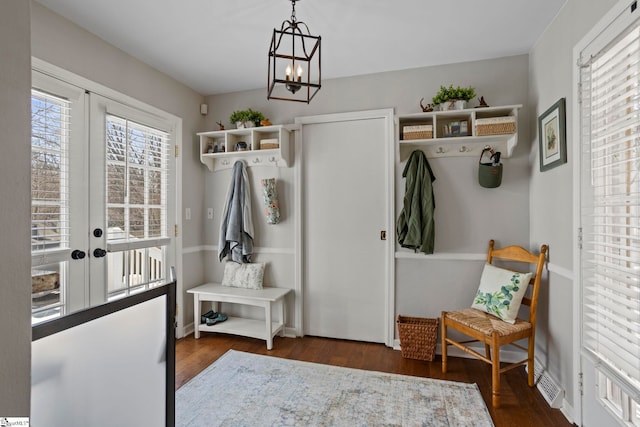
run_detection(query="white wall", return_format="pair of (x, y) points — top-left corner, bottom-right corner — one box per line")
(528, 0), (617, 412)
(204, 55), (531, 331)
(30, 1), (208, 329)
(0, 0), (32, 416)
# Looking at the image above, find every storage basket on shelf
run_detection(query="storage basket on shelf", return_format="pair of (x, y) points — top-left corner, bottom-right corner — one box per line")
(397, 315), (439, 361)
(402, 124), (433, 140)
(475, 116), (516, 136)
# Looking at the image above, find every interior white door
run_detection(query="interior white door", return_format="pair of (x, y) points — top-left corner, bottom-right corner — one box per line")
(300, 112), (391, 343)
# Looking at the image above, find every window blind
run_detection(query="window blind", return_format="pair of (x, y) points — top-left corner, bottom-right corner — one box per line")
(581, 24), (640, 395)
(30, 89), (70, 255)
(105, 115), (170, 244)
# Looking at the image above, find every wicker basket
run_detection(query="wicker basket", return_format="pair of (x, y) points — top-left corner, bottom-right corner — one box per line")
(403, 125), (433, 140)
(397, 315), (439, 361)
(475, 116), (516, 136)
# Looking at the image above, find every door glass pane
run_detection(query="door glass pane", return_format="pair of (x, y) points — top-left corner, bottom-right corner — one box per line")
(31, 263), (65, 324)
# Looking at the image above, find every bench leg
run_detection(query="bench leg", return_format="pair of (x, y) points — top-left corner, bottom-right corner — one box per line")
(193, 295), (201, 339)
(265, 301), (273, 350)
(278, 298), (286, 338)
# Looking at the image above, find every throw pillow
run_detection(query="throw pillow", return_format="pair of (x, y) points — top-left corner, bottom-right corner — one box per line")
(221, 261), (265, 290)
(471, 263), (533, 324)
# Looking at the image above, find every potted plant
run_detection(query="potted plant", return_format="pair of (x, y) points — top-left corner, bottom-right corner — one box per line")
(431, 85), (476, 110)
(229, 108), (265, 128)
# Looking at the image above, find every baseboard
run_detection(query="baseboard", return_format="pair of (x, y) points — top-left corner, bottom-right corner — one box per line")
(560, 398), (574, 425)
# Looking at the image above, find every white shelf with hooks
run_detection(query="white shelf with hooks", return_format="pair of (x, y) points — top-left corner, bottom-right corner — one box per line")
(198, 125), (292, 172)
(396, 104), (522, 159)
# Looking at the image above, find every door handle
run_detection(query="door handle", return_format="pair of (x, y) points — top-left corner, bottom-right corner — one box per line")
(71, 249), (86, 260)
(93, 248), (107, 258)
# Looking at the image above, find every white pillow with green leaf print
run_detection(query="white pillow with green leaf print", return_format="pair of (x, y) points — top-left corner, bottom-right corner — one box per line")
(471, 263), (532, 324)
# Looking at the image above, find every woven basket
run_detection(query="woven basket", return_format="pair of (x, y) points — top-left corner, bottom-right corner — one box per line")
(403, 125), (433, 140)
(475, 117), (516, 136)
(397, 315), (439, 361)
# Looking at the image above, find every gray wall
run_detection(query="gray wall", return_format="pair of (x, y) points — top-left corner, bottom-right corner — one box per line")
(0, 0), (32, 416)
(30, 1), (208, 329)
(204, 55), (531, 330)
(528, 0), (617, 411)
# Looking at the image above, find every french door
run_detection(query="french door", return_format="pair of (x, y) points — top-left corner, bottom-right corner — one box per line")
(576, 2), (640, 425)
(30, 71), (175, 323)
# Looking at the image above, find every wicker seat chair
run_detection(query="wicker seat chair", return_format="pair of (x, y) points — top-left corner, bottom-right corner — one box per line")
(441, 240), (547, 408)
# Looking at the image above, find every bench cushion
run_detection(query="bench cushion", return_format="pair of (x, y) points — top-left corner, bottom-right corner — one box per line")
(221, 261), (265, 290)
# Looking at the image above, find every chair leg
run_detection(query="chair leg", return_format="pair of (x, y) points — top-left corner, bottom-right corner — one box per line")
(527, 334), (535, 387)
(441, 312), (448, 373)
(485, 343), (491, 359)
(491, 332), (501, 408)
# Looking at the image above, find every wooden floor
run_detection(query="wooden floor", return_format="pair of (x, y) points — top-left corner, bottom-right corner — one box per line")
(176, 334), (574, 427)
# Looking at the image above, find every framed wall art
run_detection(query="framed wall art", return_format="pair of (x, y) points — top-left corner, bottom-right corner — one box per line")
(538, 98), (567, 171)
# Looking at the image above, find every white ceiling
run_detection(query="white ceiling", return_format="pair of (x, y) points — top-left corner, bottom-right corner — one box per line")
(35, 0), (567, 96)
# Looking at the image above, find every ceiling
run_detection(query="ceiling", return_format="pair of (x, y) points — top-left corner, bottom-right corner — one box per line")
(35, 0), (567, 96)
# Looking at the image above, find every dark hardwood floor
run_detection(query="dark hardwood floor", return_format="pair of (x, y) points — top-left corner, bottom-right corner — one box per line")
(176, 334), (573, 427)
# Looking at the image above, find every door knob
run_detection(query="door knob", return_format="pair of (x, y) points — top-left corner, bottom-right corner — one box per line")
(93, 228), (103, 238)
(93, 248), (107, 258)
(71, 249), (86, 260)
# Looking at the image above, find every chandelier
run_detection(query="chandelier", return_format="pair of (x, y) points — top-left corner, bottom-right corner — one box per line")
(267, 0), (321, 103)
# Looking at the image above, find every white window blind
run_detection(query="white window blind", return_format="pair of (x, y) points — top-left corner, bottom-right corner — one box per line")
(105, 115), (169, 244)
(580, 23), (640, 395)
(30, 89), (70, 255)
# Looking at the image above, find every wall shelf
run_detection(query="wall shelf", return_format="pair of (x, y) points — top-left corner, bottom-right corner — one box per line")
(198, 125), (292, 171)
(396, 104), (522, 159)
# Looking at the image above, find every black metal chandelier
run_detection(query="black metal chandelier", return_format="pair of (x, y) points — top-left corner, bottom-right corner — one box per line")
(267, 0), (321, 103)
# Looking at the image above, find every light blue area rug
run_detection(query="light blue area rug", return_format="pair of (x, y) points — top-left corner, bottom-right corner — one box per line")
(176, 350), (494, 427)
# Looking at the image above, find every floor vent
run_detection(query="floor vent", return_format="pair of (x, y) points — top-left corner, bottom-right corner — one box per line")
(526, 359), (564, 408)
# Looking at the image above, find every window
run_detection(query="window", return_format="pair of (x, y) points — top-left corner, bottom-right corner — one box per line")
(30, 89), (71, 321)
(580, 18), (640, 419)
(105, 115), (171, 299)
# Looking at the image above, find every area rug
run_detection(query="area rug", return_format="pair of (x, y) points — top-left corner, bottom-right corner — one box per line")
(176, 350), (494, 427)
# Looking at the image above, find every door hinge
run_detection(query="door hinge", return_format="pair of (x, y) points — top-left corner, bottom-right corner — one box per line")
(579, 372), (584, 396)
(577, 227), (583, 250)
(174, 224), (179, 237)
(175, 145), (179, 157)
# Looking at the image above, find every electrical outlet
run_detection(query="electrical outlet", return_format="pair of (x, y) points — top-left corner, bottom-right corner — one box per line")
(185, 208), (191, 220)
(207, 208), (213, 219)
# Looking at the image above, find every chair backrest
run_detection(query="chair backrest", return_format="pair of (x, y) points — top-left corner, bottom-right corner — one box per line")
(486, 239), (548, 325)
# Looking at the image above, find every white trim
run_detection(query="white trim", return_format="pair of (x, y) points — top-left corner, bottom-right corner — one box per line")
(182, 245), (211, 255)
(560, 399), (575, 425)
(395, 252), (486, 261)
(295, 109), (395, 347)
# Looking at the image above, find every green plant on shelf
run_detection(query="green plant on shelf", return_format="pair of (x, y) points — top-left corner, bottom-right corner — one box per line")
(431, 85), (476, 105)
(229, 109), (265, 127)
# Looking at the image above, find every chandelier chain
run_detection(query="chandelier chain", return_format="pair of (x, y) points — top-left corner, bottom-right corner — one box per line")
(290, 0), (297, 23)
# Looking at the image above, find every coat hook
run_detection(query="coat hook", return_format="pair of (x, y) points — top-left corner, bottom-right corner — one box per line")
(436, 146), (445, 154)
(459, 146), (468, 153)
(253, 157), (261, 164)
(269, 156), (277, 163)
(221, 159), (230, 165)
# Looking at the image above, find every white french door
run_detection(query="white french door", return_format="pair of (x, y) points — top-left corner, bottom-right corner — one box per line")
(576, 2), (640, 425)
(30, 70), (176, 323)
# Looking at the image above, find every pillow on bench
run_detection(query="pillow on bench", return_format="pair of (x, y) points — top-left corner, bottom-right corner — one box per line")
(221, 261), (265, 290)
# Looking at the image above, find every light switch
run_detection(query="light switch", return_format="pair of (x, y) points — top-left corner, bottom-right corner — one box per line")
(207, 208), (213, 219)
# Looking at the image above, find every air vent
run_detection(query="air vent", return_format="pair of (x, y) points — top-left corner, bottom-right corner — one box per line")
(526, 359), (564, 408)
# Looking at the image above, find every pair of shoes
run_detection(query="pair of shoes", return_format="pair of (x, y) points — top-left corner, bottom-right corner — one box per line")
(205, 313), (228, 326)
(201, 310), (218, 324)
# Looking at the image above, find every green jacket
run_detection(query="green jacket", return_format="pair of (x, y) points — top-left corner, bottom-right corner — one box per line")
(396, 150), (436, 254)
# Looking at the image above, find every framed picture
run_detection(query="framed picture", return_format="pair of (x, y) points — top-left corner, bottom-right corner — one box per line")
(538, 98), (567, 171)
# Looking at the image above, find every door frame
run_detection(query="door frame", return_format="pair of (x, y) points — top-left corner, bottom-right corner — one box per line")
(31, 58), (183, 332)
(293, 109), (395, 346)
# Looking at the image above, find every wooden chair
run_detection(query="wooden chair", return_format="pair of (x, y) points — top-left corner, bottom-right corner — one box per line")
(441, 240), (547, 408)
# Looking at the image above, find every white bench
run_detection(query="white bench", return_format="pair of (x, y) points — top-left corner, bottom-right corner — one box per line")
(187, 283), (292, 350)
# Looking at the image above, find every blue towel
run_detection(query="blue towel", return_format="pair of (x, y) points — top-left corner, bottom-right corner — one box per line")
(218, 161), (254, 263)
